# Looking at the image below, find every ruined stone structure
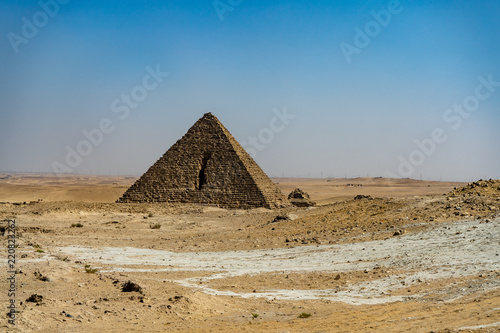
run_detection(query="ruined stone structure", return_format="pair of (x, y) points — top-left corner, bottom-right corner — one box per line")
(118, 113), (287, 209)
(288, 188), (316, 207)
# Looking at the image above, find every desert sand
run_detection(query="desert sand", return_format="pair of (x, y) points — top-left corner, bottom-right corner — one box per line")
(0, 173), (499, 332)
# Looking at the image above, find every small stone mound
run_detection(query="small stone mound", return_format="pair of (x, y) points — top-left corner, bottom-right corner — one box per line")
(288, 188), (315, 207)
(448, 179), (500, 198)
(288, 188), (310, 200)
(354, 195), (372, 200)
(440, 179), (500, 220)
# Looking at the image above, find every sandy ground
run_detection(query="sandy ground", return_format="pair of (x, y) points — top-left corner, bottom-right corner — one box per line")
(0, 173), (499, 332)
(0, 173), (465, 204)
(0, 173), (133, 203)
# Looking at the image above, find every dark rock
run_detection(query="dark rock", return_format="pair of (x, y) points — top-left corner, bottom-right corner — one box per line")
(26, 294), (43, 304)
(34, 271), (50, 282)
(272, 214), (289, 222)
(62, 311), (73, 318)
(122, 281), (143, 294)
(393, 229), (406, 236)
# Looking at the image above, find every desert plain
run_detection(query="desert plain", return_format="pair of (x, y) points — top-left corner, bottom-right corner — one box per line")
(0, 173), (499, 332)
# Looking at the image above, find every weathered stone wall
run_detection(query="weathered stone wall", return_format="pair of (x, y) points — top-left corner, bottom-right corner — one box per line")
(118, 113), (287, 209)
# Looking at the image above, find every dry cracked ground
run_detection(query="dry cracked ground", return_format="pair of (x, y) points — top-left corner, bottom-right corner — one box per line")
(0, 174), (499, 332)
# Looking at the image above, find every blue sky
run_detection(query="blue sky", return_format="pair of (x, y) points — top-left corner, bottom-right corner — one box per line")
(1, 0), (499, 181)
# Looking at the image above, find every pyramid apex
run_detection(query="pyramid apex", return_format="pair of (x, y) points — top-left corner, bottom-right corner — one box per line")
(200, 112), (221, 123)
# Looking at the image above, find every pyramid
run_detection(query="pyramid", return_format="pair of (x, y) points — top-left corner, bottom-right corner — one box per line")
(118, 113), (287, 209)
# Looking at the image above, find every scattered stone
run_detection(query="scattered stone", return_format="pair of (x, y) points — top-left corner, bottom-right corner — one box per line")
(34, 271), (50, 282)
(272, 214), (290, 223)
(393, 229), (406, 236)
(26, 294), (43, 305)
(168, 295), (184, 303)
(61, 311), (73, 318)
(354, 195), (372, 200)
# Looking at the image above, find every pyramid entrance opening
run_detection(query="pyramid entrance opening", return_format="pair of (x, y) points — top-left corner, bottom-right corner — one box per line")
(197, 151), (212, 190)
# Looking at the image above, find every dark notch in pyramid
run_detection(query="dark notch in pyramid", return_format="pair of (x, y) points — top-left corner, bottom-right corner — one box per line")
(117, 113), (287, 209)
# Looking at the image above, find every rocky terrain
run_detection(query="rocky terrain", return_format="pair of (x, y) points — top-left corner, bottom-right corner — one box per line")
(0, 175), (499, 332)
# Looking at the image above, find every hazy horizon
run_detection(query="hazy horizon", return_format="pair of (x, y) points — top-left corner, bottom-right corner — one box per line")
(0, 171), (485, 184)
(1, 1), (499, 182)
